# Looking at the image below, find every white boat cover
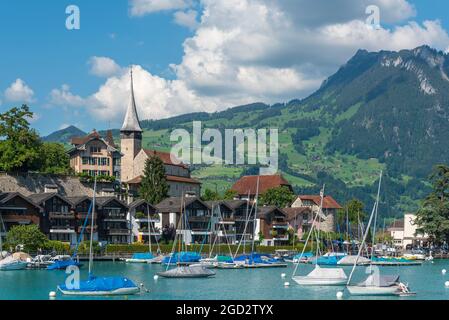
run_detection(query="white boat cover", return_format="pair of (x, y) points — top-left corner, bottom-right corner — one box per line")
(306, 266), (347, 280)
(357, 274), (399, 287)
(337, 255), (371, 265)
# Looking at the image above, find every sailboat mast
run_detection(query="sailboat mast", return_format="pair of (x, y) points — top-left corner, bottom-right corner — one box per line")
(371, 171), (382, 260)
(347, 171), (382, 285)
(251, 177), (260, 255)
(147, 204), (152, 255)
(88, 175), (97, 276)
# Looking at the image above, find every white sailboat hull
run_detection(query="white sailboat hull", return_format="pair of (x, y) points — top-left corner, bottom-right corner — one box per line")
(125, 259), (152, 263)
(346, 285), (399, 296)
(293, 276), (347, 286)
(57, 286), (140, 296)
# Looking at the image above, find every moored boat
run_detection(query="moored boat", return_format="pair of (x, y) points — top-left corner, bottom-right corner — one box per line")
(0, 252), (31, 271)
(293, 265), (347, 286)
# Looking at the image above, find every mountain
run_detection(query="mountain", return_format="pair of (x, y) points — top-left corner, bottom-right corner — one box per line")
(42, 125), (86, 144)
(46, 45), (449, 217)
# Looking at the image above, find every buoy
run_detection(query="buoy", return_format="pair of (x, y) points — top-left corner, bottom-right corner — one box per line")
(336, 291), (344, 299)
(442, 269), (447, 275)
(49, 291), (56, 298)
(281, 273), (286, 278)
(284, 282), (290, 287)
(445, 281), (449, 287)
(153, 275), (159, 280)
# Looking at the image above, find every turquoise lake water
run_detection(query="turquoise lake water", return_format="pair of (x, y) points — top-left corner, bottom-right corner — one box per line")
(1, 260), (448, 300)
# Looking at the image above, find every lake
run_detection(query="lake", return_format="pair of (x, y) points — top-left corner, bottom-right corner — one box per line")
(0, 259), (448, 300)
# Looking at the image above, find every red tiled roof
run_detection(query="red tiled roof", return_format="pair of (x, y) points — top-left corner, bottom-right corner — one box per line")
(388, 220), (404, 230)
(283, 207), (311, 221)
(231, 174), (292, 196)
(297, 195), (342, 209)
(143, 149), (187, 169)
(71, 130), (101, 146)
(127, 175), (201, 185)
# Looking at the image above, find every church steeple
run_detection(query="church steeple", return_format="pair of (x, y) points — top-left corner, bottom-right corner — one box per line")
(120, 66), (143, 182)
(121, 67), (143, 133)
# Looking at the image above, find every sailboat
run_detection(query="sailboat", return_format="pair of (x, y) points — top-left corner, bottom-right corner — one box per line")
(126, 204), (158, 263)
(58, 175), (140, 296)
(292, 185), (348, 286)
(233, 179), (287, 269)
(157, 193), (215, 278)
(346, 171), (412, 296)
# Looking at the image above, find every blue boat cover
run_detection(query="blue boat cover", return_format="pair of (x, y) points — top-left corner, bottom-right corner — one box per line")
(312, 255), (345, 265)
(217, 255), (233, 263)
(234, 253), (277, 264)
(47, 259), (81, 270)
(162, 252), (201, 264)
(59, 275), (138, 292)
(293, 252), (314, 259)
(131, 252), (154, 260)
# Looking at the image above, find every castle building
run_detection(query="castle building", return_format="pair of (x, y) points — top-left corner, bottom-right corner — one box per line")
(120, 69), (201, 199)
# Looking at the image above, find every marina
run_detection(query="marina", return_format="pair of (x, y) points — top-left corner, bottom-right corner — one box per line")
(0, 259), (448, 300)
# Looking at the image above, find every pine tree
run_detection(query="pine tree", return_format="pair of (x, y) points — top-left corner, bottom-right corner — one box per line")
(139, 155), (169, 205)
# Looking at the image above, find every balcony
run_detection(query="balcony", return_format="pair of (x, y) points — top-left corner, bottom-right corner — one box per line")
(49, 212), (75, 220)
(107, 229), (130, 236)
(77, 225), (98, 233)
(218, 217), (235, 224)
(103, 215), (127, 222)
(76, 212), (97, 220)
(188, 216), (211, 222)
(272, 222), (288, 229)
(50, 228), (76, 234)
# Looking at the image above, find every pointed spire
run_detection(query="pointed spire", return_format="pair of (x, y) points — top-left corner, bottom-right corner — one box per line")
(121, 66), (143, 132)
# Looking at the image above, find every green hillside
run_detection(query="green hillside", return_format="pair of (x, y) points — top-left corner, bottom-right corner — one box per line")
(45, 45), (449, 217)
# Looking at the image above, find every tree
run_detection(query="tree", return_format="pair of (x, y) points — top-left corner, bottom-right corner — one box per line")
(259, 186), (295, 208)
(337, 198), (366, 227)
(415, 165), (449, 244)
(0, 105), (42, 172)
(5, 225), (48, 252)
(202, 188), (220, 201)
(139, 155), (169, 205)
(39, 142), (71, 174)
(223, 189), (238, 200)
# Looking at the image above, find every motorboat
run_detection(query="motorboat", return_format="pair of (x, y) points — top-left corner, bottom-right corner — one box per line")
(0, 252), (30, 271)
(47, 255), (82, 270)
(28, 255), (53, 269)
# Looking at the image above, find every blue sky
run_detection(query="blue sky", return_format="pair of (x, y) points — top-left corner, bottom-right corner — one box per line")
(1, 0), (449, 136)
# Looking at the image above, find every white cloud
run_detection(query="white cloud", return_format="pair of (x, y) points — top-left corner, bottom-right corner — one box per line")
(4, 79), (35, 103)
(88, 56), (123, 77)
(49, 84), (85, 107)
(173, 10), (199, 30)
(53, 0), (449, 125)
(129, 0), (192, 16)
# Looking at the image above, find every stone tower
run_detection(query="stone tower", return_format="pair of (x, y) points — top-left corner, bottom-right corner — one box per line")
(120, 68), (143, 182)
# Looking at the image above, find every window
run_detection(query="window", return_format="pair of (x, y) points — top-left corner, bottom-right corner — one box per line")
(82, 157), (89, 165)
(90, 146), (101, 153)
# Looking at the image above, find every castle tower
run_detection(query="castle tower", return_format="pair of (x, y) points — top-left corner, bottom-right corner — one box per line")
(120, 68), (143, 182)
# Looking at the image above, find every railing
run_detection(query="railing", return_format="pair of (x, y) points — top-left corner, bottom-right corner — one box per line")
(49, 213), (75, 219)
(107, 229), (130, 235)
(188, 216), (211, 222)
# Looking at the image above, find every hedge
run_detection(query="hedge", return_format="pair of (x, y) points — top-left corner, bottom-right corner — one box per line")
(105, 243), (312, 255)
